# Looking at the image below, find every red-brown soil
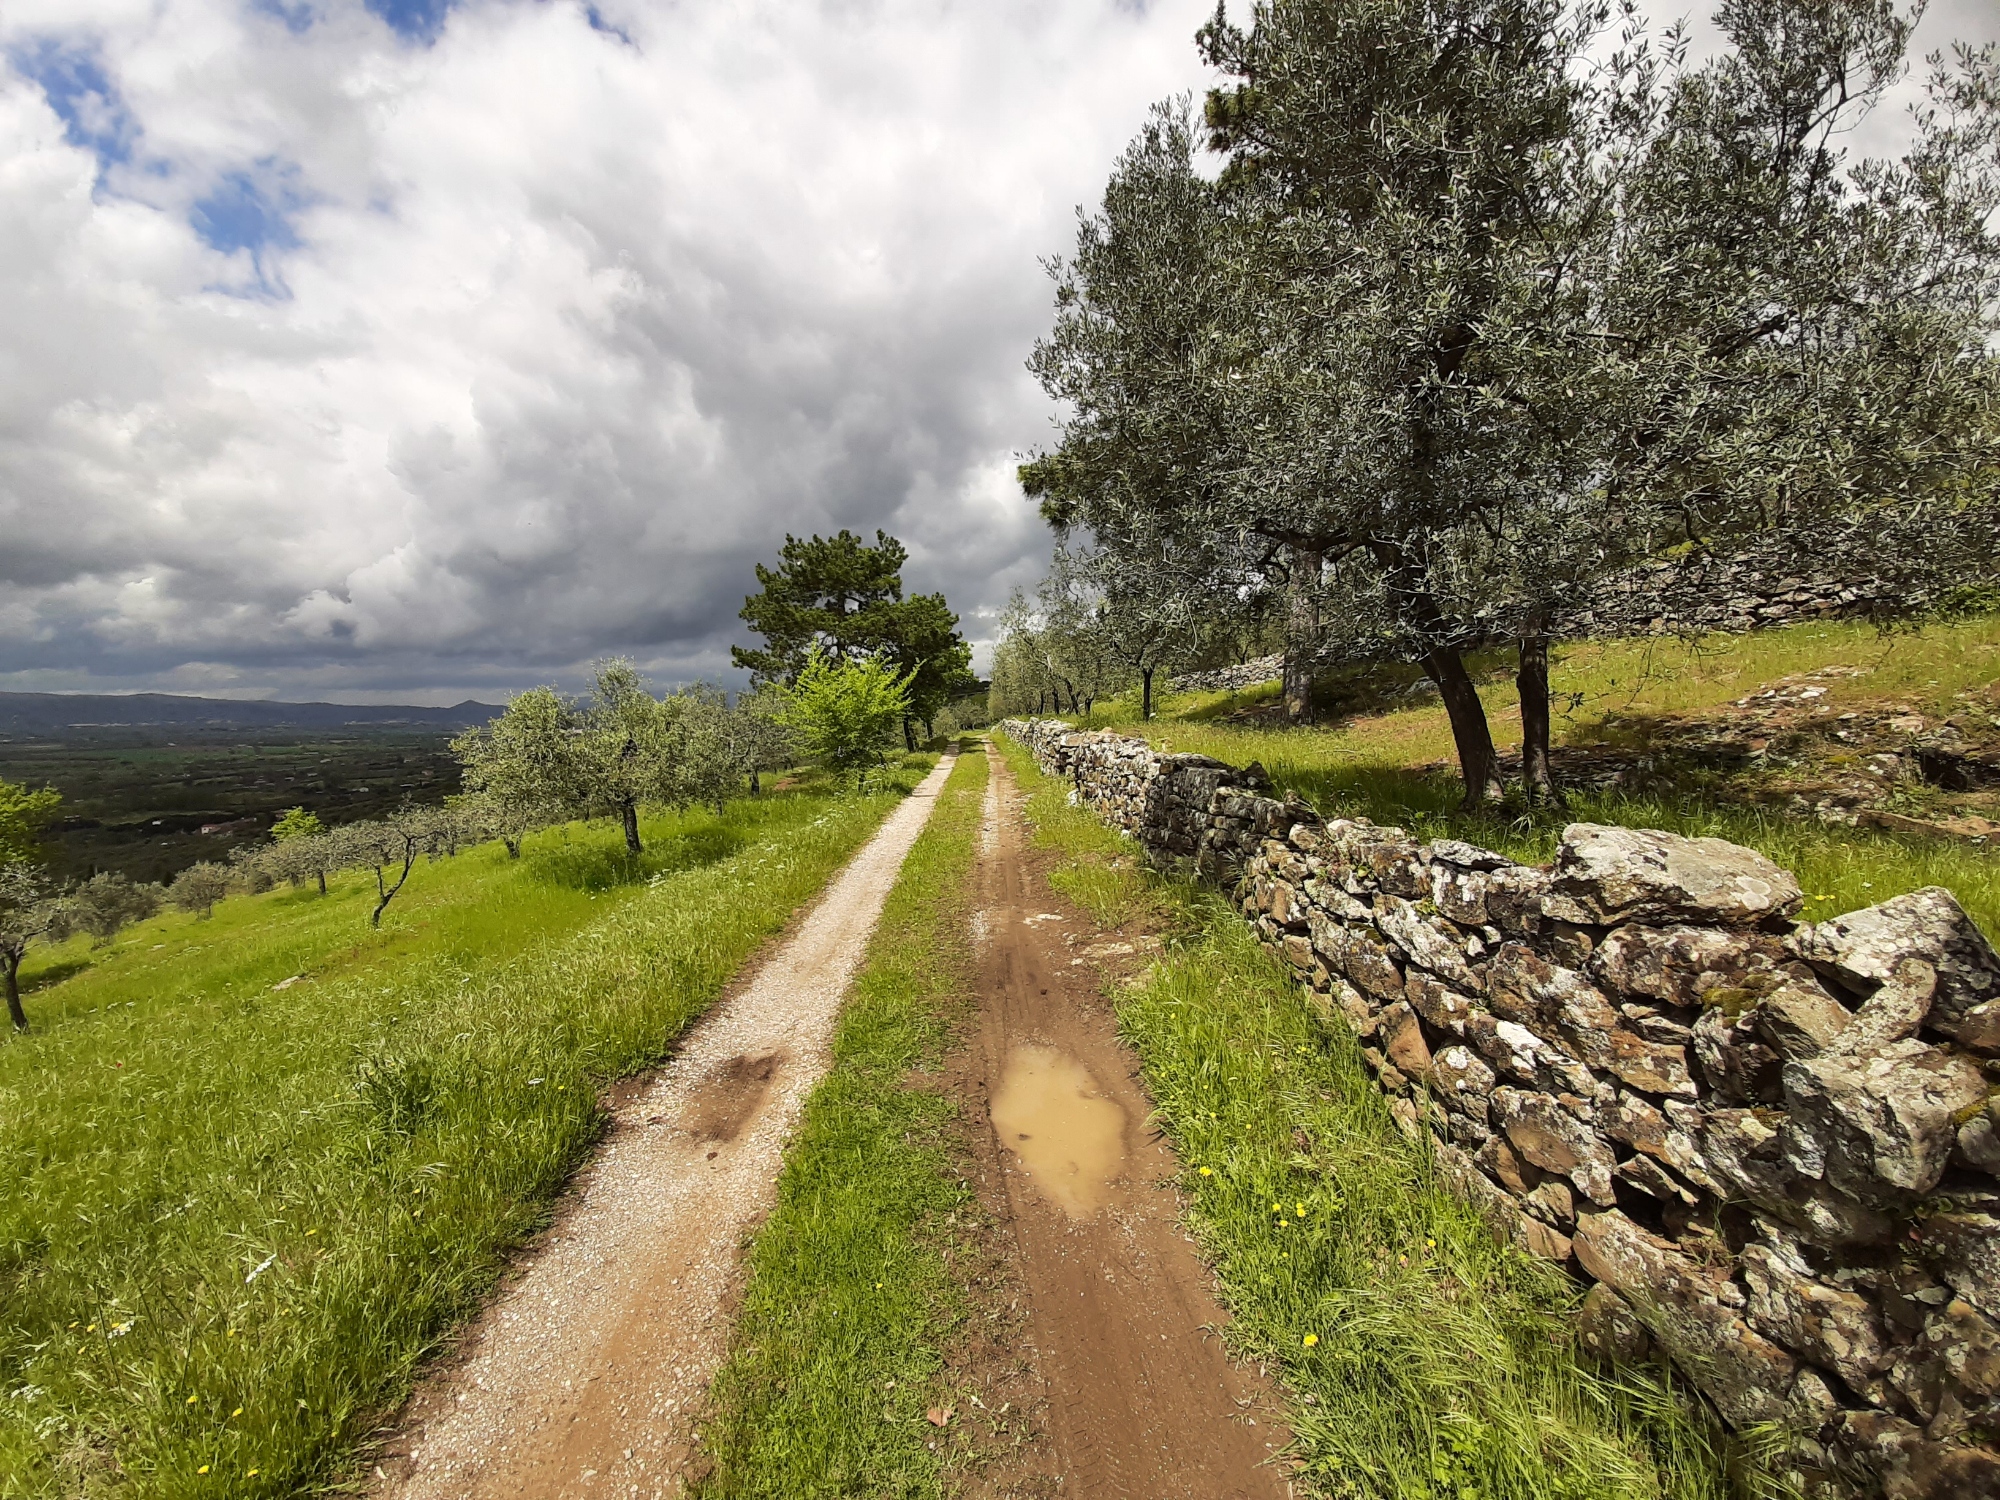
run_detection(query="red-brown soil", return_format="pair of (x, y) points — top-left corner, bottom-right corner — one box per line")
(948, 754), (1293, 1499)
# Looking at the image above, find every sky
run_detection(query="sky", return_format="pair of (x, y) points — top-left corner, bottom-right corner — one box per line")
(1, 0), (1994, 705)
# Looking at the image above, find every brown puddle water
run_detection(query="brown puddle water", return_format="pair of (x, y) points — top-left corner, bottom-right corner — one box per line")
(990, 1044), (1126, 1218)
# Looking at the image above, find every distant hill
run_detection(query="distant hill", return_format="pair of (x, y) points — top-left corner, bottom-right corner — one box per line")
(0, 691), (503, 736)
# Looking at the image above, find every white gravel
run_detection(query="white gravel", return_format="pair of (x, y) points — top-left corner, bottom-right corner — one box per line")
(378, 756), (957, 1499)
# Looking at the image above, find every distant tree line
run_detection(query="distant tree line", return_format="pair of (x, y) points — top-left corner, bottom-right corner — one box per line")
(1, 534), (974, 1030)
(1007, 0), (2000, 803)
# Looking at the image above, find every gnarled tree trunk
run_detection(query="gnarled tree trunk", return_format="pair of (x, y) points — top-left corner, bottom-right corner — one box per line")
(1517, 620), (1560, 806)
(1422, 646), (1504, 808)
(1282, 545), (1322, 724)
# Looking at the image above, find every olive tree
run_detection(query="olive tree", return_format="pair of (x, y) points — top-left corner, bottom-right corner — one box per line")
(168, 862), (232, 920)
(57, 872), (162, 945)
(0, 863), (62, 1033)
(1033, 0), (1999, 805)
(334, 807), (441, 928)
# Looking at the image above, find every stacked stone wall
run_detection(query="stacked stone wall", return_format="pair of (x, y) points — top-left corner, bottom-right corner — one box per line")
(1001, 717), (2000, 1498)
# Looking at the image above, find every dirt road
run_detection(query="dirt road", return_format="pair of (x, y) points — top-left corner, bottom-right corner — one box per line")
(375, 755), (957, 1500)
(960, 753), (1290, 1498)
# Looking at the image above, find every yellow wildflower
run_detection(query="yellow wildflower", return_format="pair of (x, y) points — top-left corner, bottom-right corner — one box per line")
(1303, 1333), (1319, 1348)
(1198, 1166), (1212, 1177)
(197, 1466), (210, 1475)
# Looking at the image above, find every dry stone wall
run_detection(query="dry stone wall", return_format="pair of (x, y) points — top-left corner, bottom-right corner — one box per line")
(1001, 718), (2000, 1499)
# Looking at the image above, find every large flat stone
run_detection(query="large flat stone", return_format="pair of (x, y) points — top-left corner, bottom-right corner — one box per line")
(1546, 824), (1802, 926)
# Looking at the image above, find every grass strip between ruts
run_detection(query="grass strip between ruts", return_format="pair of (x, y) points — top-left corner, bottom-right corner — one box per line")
(991, 731), (1776, 1500)
(0, 763), (934, 1499)
(697, 744), (988, 1498)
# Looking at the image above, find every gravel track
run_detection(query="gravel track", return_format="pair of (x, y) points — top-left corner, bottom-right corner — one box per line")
(375, 756), (957, 1500)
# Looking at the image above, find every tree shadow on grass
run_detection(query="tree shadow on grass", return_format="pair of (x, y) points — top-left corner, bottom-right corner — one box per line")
(528, 823), (753, 893)
(23, 957), (94, 993)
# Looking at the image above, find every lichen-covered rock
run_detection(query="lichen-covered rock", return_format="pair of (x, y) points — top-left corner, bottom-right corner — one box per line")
(1431, 1044), (1496, 1121)
(1493, 1088), (1618, 1206)
(1430, 861), (1494, 926)
(1784, 1041), (1989, 1203)
(1616, 1151), (1700, 1207)
(1377, 896), (1483, 993)
(1406, 971), (1478, 1034)
(1437, 1141), (1570, 1262)
(1573, 1210), (1799, 1428)
(1465, 1012), (1602, 1097)
(1490, 943), (1695, 1097)
(1482, 863), (1553, 934)
(1918, 1213), (2000, 1323)
(1793, 888), (2000, 1051)
(1825, 958), (1941, 1059)
(1308, 909), (1405, 1000)
(1741, 1242), (1894, 1391)
(1546, 824), (1803, 926)
(1577, 1282), (1655, 1364)
(1959, 1102), (2000, 1175)
(1592, 924), (1790, 1008)
(1380, 1001), (1433, 1082)
(1693, 1005), (1786, 1104)
(1759, 980), (1856, 1060)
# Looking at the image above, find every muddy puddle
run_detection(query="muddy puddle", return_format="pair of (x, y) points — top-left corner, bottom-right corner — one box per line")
(990, 1044), (1126, 1218)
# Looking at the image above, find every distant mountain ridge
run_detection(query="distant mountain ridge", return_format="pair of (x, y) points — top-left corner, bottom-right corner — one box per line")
(0, 691), (503, 735)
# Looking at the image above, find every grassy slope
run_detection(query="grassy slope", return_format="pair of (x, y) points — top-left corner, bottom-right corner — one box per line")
(1090, 616), (2000, 937)
(0, 765), (933, 1499)
(698, 746), (987, 1498)
(992, 733), (1746, 1500)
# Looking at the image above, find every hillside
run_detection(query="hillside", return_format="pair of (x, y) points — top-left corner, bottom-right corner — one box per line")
(0, 692), (501, 736)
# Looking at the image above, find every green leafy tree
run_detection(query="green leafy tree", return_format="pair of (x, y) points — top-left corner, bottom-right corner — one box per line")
(0, 778), (61, 867)
(334, 808), (441, 928)
(881, 591), (978, 746)
(778, 645), (914, 788)
(733, 530), (913, 683)
(1034, 0), (1999, 805)
(271, 807), (325, 843)
(452, 686), (588, 857)
(55, 873), (162, 946)
(731, 685), (801, 795)
(734, 530), (974, 747)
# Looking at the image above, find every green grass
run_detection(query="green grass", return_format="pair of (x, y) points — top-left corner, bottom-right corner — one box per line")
(697, 746), (988, 1498)
(1071, 616), (2000, 939)
(0, 765), (934, 1498)
(993, 733), (1758, 1500)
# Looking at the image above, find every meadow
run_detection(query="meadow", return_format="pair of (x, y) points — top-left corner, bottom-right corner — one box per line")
(0, 763), (932, 1498)
(1083, 615), (2000, 937)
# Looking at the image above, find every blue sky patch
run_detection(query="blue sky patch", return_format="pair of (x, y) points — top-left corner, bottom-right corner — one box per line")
(251, 0), (320, 35)
(8, 36), (140, 171)
(192, 163), (308, 257)
(366, 0), (456, 44)
(193, 161), (313, 296)
(585, 5), (636, 46)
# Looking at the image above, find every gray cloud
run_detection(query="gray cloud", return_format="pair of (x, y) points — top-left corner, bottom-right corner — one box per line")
(0, 0), (1218, 701)
(3, 0), (1991, 704)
